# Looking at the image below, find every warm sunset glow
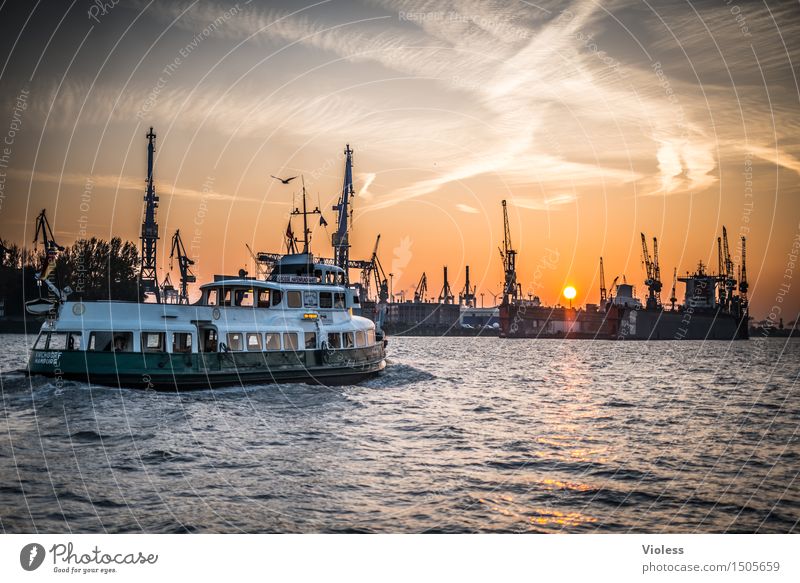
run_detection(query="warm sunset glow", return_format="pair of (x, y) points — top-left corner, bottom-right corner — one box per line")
(0, 1), (797, 320)
(563, 286), (577, 301)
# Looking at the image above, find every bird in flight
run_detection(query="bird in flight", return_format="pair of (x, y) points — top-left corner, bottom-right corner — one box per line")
(271, 175), (297, 185)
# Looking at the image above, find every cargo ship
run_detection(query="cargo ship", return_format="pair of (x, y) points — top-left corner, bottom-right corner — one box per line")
(497, 200), (749, 340)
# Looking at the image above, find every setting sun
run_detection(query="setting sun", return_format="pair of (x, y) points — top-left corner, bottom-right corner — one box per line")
(563, 286), (577, 301)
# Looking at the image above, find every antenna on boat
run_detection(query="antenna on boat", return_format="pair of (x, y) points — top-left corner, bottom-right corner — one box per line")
(290, 176), (321, 255)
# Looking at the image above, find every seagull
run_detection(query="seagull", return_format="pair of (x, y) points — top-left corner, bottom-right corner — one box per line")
(271, 175), (297, 185)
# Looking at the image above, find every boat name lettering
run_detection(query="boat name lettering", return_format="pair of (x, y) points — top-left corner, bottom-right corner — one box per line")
(275, 275), (318, 283)
(35, 351), (62, 365)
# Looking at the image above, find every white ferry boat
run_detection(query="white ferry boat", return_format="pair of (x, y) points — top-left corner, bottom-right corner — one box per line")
(28, 253), (387, 389)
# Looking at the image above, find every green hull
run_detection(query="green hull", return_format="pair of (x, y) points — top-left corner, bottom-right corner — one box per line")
(28, 345), (386, 390)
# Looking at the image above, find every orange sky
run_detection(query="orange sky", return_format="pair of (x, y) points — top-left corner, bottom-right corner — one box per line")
(0, 1), (798, 320)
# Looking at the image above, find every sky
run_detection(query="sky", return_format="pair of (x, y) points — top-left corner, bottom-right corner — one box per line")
(0, 0), (798, 320)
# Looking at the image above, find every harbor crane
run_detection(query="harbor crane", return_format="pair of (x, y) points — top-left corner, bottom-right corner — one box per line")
(169, 229), (195, 304)
(438, 266), (455, 304)
(669, 267), (677, 311)
(459, 265), (476, 307)
(499, 200), (518, 304)
(32, 209), (67, 303)
(361, 234), (389, 303)
(739, 235), (748, 306)
(332, 145), (355, 284)
(722, 226), (736, 308)
(160, 273), (179, 304)
(599, 257), (607, 308)
(640, 233), (662, 309)
(284, 218), (298, 254)
(717, 236), (727, 306)
(414, 272), (428, 303)
(140, 127), (161, 303)
(607, 275), (620, 305)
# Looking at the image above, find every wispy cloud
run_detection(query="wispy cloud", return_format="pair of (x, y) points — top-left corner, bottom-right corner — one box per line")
(9, 169), (263, 203)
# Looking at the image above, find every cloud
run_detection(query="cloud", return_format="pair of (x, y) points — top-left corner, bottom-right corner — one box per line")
(22, 0), (799, 210)
(8, 169), (263, 203)
(455, 203), (479, 213)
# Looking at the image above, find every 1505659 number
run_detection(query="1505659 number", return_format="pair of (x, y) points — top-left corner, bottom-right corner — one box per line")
(736, 561), (780, 572)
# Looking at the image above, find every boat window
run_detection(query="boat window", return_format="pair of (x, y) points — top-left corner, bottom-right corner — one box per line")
(334, 293), (346, 308)
(287, 291), (302, 308)
(142, 332), (165, 352)
(328, 333), (341, 349)
(265, 333), (281, 350)
(325, 271), (335, 284)
(303, 291), (318, 307)
(366, 329), (375, 345)
(33, 332), (49, 350)
(67, 332), (82, 350)
(344, 332), (354, 348)
(283, 332), (298, 351)
(271, 290), (282, 307)
(257, 289), (271, 308)
(173, 332), (193, 353)
(236, 289), (253, 307)
(319, 292), (333, 309)
(49, 333), (68, 350)
(89, 331), (133, 352)
(206, 289), (218, 306)
(356, 330), (366, 347)
(220, 289), (233, 307)
(247, 333), (262, 351)
(305, 331), (316, 350)
(227, 333), (243, 351)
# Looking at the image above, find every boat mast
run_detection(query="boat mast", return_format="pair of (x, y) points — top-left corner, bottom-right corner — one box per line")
(290, 177), (321, 255)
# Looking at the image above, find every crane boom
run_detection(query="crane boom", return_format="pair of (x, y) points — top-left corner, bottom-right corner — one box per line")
(169, 230), (195, 304)
(500, 200), (518, 303)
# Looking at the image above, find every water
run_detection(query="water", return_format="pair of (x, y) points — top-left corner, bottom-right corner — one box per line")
(1, 333), (798, 533)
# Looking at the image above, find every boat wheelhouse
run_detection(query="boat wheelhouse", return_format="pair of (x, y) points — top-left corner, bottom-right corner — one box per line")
(28, 253), (386, 389)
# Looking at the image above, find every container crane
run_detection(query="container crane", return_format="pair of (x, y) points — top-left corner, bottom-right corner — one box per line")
(499, 200), (518, 304)
(459, 265), (476, 307)
(169, 229), (195, 304)
(140, 127), (161, 303)
(332, 145), (355, 284)
(414, 272), (428, 303)
(438, 266), (454, 304)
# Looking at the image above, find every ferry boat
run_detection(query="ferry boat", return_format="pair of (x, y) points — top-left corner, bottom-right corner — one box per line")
(27, 253), (387, 389)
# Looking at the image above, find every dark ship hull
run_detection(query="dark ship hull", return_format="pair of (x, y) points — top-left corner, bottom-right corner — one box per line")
(499, 303), (748, 340)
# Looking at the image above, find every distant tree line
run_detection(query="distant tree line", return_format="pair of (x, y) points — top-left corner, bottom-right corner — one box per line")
(0, 237), (142, 317)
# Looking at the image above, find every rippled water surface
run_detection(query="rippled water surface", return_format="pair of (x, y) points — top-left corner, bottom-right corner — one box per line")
(1, 333), (798, 533)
